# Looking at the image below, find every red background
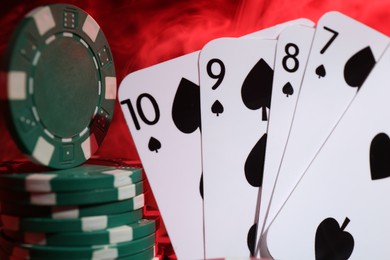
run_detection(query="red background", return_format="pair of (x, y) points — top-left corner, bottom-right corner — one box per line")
(1, 0), (390, 162)
(1, 0), (390, 258)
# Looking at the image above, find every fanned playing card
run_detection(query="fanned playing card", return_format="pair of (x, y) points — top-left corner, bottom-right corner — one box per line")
(200, 37), (276, 258)
(118, 52), (203, 260)
(266, 44), (390, 259)
(256, 24), (315, 254)
(263, 12), (390, 239)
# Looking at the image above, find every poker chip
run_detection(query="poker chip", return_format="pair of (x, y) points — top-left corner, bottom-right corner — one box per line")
(0, 233), (155, 259)
(0, 164), (143, 192)
(1, 209), (143, 232)
(0, 246), (155, 260)
(4, 219), (155, 246)
(0, 194), (145, 219)
(0, 181), (144, 206)
(5, 4), (116, 169)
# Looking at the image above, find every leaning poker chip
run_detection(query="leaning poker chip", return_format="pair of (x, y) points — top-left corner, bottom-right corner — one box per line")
(0, 194), (145, 219)
(0, 181), (144, 206)
(0, 164), (143, 192)
(5, 4), (116, 169)
(4, 219), (155, 246)
(1, 233), (155, 259)
(1, 209), (143, 232)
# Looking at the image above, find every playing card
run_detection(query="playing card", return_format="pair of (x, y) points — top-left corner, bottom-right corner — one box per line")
(265, 43), (390, 259)
(200, 37), (276, 258)
(118, 52), (203, 259)
(256, 24), (315, 251)
(263, 11), (390, 237)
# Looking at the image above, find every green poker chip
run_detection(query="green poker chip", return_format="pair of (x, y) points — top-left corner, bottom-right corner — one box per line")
(0, 194), (145, 219)
(0, 246), (155, 260)
(5, 4), (116, 169)
(0, 233), (155, 259)
(0, 181), (144, 206)
(1, 209), (143, 232)
(0, 163), (143, 192)
(4, 219), (155, 246)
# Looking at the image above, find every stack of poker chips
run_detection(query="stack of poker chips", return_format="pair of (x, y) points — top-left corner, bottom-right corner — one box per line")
(0, 161), (156, 260)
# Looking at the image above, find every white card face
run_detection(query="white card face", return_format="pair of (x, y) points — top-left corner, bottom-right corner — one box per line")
(264, 11), (390, 232)
(200, 37), (276, 258)
(256, 24), (315, 249)
(118, 52), (203, 260)
(266, 44), (390, 259)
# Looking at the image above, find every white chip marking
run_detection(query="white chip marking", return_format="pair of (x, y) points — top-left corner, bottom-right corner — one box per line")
(32, 137), (54, 166)
(63, 32), (73, 38)
(98, 80), (102, 96)
(93, 56), (98, 69)
(52, 206), (79, 219)
(109, 225), (133, 243)
(93, 106), (98, 117)
(81, 136), (91, 159)
(92, 248), (118, 260)
(134, 194), (145, 209)
(82, 15), (100, 42)
(43, 129), (54, 139)
(26, 174), (56, 192)
(118, 184), (136, 200)
(32, 51), (41, 66)
(31, 6), (55, 36)
(8, 71), (27, 100)
(105, 77), (117, 100)
(62, 137), (72, 143)
(82, 216), (107, 231)
(32, 106), (39, 122)
(102, 169), (134, 187)
(45, 35), (56, 45)
(80, 38), (89, 48)
(80, 127), (88, 137)
(29, 77), (34, 95)
(31, 192), (56, 205)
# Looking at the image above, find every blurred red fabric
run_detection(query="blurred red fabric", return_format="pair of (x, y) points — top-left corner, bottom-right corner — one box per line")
(1, 0), (389, 162)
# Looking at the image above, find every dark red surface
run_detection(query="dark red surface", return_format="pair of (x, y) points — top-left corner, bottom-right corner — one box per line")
(2, 0), (390, 162)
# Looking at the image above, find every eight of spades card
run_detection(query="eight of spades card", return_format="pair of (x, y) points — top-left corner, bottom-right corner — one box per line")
(118, 51), (203, 260)
(199, 37), (276, 258)
(256, 24), (315, 254)
(262, 11), (390, 241)
(265, 44), (390, 260)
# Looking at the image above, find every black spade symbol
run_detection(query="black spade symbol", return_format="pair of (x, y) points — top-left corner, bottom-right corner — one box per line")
(199, 172), (204, 200)
(282, 82), (294, 97)
(315, 217), (354, 260)
(247, 223), (257, 256)
(241, 58), (274, 121)
(315, 65), (326, 78)
(148, 137), (161, 153)
(344, 46), (375, 89)
(211, 100), (224, 116)
(244, 134), (267, 187)
(370, 133), (390, 180)
(172, 78), (201, 134)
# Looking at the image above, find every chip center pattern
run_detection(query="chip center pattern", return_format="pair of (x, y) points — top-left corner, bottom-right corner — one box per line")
(34, 35), (99, 138)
